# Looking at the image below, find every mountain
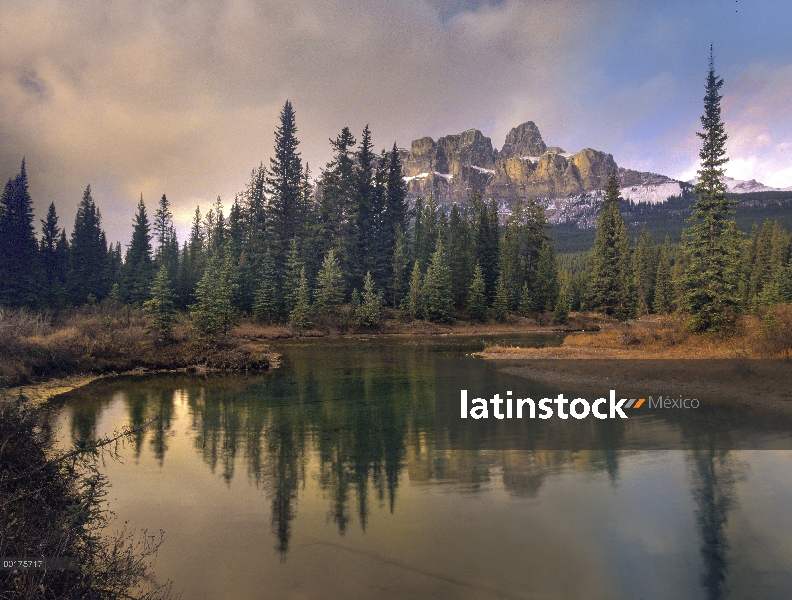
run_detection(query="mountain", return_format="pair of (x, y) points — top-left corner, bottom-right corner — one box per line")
(395, 122), (792, 251)
(398, 121), (684, 226)
(687, 175), (792, 194)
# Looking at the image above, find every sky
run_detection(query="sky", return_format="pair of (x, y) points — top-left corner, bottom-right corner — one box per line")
(1, 0), (791, 245)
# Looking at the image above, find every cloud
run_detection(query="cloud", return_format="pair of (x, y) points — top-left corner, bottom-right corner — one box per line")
(0, 0), (789, 245)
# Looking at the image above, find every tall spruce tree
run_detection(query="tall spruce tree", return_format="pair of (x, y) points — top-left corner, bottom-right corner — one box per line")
(653, 234), (674, 314)
(253, 248), (279, 324)
(471, 194), (499, 303)
(267, 101), (304, 276)
(382, 143), (409, 294)
(587, 171), (634, 319)
(69, 185), (108, 305)
(39, 202), (68, 307)
(391, 227), (410, 308)
(533, 241), (560, 313)
(352, 125), (376, 292)
(318, 127), (357, 289)
(682, 49), (741, 331)
(153, 194), (179, 284)
(406, 261), (423, 320)
(0, 159), (40, 307)
(448, 203), (472, 309)
(633, 228), (656, 315)
(178, 206), (205, 308)
(122, 195), (155, 305)
(467, 263), (487, 322)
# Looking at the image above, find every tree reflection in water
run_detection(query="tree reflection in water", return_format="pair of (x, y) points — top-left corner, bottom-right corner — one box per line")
(52, 336), (756, 600)
(687, 448), (742, 600)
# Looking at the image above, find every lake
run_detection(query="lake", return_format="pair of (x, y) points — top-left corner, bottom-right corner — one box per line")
(49, 334), (792, 599)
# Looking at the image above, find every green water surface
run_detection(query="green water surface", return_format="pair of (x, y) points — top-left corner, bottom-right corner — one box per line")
(49, 334), (792, 599)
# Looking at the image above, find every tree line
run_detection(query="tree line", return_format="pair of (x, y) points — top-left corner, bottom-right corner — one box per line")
(0, 101), (563, 337)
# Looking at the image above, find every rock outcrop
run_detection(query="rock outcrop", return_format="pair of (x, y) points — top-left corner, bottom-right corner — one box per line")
(400, 121), (679, 225)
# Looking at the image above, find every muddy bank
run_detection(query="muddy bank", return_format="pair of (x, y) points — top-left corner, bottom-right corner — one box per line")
(482, 358), (792, 415)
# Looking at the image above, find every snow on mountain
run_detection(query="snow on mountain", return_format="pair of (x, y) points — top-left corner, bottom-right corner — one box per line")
(620, 181), (685, 204)
(686, 176), (786, 193)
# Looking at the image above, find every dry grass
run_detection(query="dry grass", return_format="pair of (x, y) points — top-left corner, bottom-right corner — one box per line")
(0, 304), (275, 388)
(480, 305), (792, 360)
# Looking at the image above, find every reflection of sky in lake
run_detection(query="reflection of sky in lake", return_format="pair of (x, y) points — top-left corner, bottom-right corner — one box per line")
(49, 335), (792, 600)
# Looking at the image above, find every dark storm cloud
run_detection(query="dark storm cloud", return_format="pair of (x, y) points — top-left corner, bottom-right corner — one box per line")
(0, 0), (790, 245)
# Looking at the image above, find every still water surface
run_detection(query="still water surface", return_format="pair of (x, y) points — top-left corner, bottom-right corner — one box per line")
(50, 335), (792, 599)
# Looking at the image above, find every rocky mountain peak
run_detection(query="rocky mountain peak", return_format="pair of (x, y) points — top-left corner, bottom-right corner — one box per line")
(498, 122), (547, 162)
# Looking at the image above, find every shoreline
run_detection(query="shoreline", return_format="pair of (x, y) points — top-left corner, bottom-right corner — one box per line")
(476, 355), (792, 415)
(0, 360), (282, 407)
(0, 326), (569, 405)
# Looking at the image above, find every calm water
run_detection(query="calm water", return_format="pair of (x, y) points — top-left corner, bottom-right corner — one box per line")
(49, 334), (792, 600)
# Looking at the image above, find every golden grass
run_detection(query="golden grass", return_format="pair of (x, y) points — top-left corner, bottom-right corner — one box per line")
(480, 305), (792, 360)
(0, 305), (275, 388)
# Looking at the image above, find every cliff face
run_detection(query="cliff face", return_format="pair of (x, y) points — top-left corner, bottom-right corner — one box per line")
(400, 121), (677, 223)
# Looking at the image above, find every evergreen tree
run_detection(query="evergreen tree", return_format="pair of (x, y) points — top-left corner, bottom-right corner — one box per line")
(282, 237), (304, 315)
(467, 263), (487, 322)
(406, 261), (423, 320)
(153, 194), (172, 257)
(422, 238), (453, 323)
(356, 272), (383, 328)
(314, 249), (344, 314)
(351, 125), (376, 292)
(153, 194), (180, 288)
(143, 264), (177, 343)
(492, 273), (510, 322)
(227, 197), (245, 259)
(412, 195), (439, 273)
(107, 241), (123, 293)
(471, 194), (499, 303)
(190, 244), (239, 337)
(683, 49), (741, 331)
(653, 235), (675, 314)
(267, 101), (304, 274)
(69, 185), (108, 305)
(554, 270), (571, 324)
(633, 228), (656, 314)
(122, 195), (155, 305)
(587, 171), (633, 319)
(252, 249), (279, 324)
(178, 206), (205, 308)
(39, 202), (68, 307)
(390, 226), (410, 307)
(0, 159), (40, 307)
(210, 197), (226, 251)
(749, 220), (788, 308)
(533, 241), (560, 313)
(518, 282), (533, 317)
(317, 127), (357, 289)
(243, 163), (269, 282)
(289, 267), (312, 329)
(448, 204), (472, 309)
(384, 143), (408, 239)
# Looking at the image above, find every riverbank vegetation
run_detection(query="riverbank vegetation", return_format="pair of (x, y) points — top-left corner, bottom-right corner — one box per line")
(0, 304), (274, 389)
(0, 398), (175, 599)
(481, 305), (792, 360)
